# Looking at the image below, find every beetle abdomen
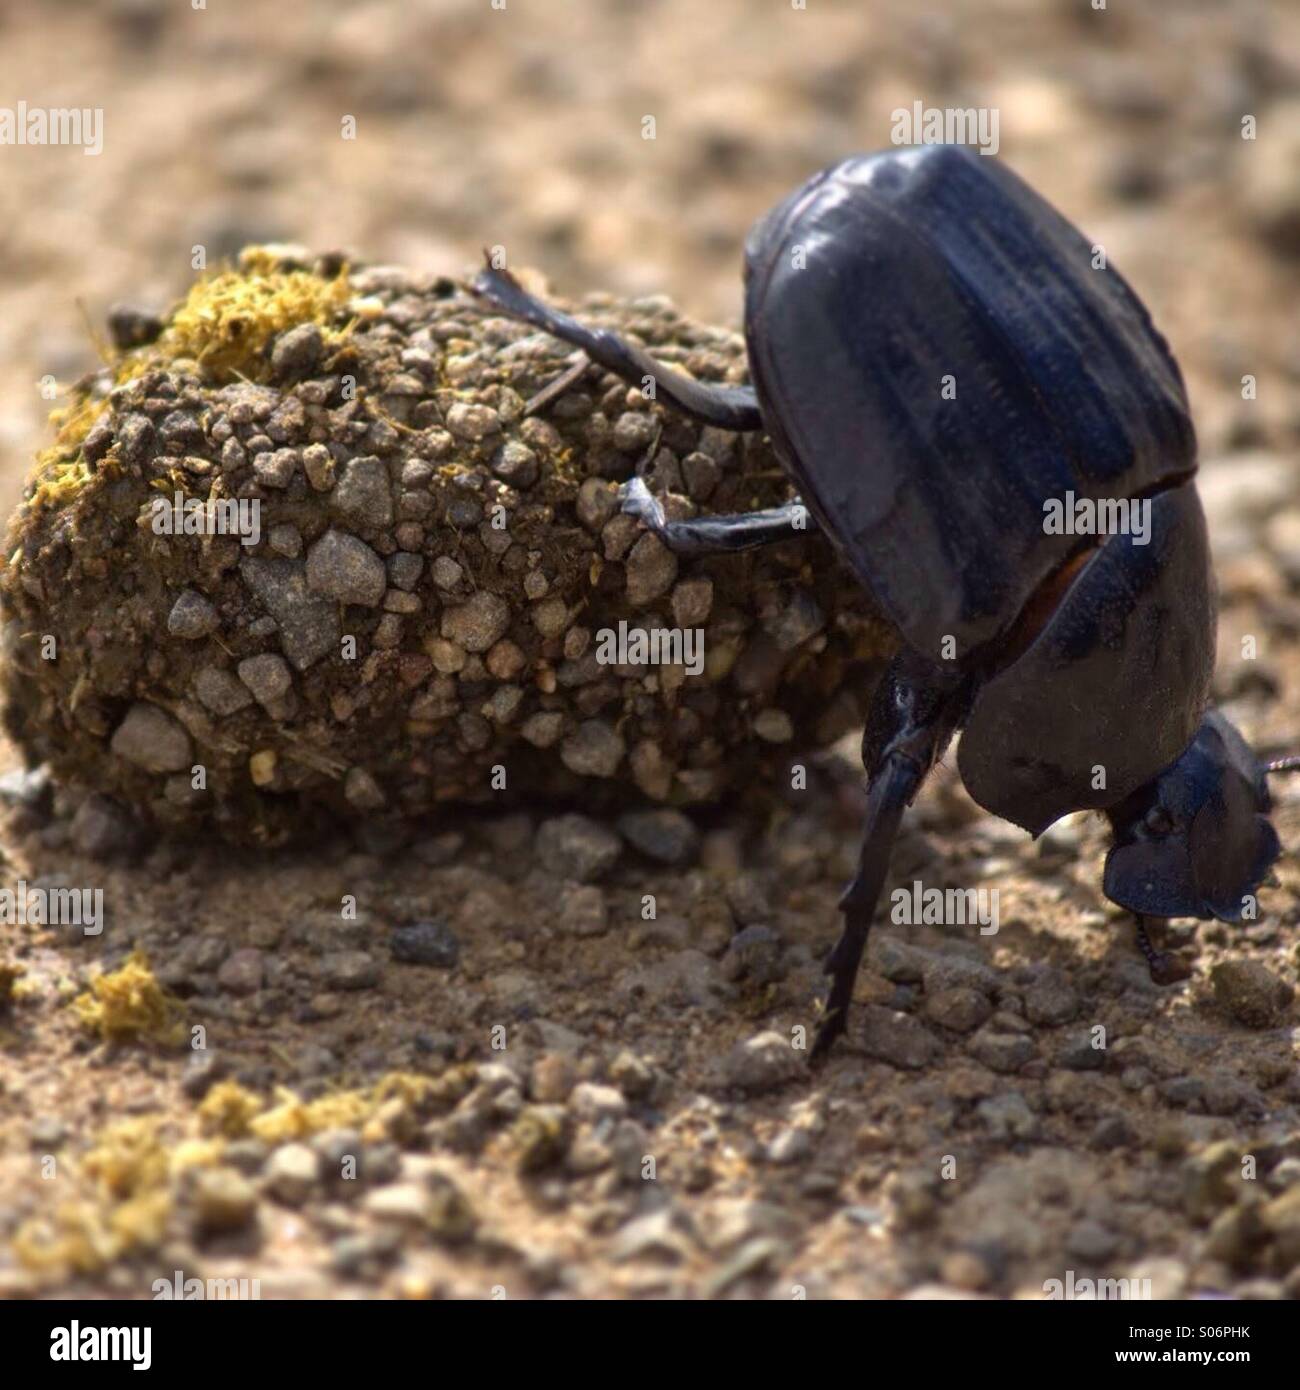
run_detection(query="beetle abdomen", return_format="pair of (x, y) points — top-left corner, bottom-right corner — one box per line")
(956, 483), (1214, 836)
(743, 144), (1196, 663)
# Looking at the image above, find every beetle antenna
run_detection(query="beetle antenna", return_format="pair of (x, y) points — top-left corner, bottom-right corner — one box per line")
(1264, 755), (1300, 775)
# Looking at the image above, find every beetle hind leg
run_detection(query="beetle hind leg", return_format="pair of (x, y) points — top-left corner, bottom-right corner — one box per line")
(471, 264), (763, 432)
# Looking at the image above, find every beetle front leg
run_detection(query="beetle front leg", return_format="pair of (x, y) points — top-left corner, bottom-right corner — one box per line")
(620, 477), (813, 556)
(472, 264), (763, 432)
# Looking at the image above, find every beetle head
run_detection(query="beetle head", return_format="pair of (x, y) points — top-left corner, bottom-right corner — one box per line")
(1103, 710), (1280, 922)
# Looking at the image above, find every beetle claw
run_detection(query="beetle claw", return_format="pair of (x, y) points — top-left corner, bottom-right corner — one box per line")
(1147, 952), (1194, 986)
(1133, 914), (1194, 985)
(619, 476), (666, 531)
(810, 1008), (846, 1061)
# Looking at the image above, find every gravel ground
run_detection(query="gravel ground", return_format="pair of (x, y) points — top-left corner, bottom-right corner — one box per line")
(3, 0), (1300, 1301)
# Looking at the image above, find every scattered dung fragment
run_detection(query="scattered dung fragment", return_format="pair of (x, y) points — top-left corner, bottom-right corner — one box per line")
(72, 952), (184, 1045)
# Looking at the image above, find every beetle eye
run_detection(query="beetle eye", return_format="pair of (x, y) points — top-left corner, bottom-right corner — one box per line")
(1144, 806), (1173, 836)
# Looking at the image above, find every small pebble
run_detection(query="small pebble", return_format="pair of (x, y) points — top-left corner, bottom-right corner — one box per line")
(331, 455), (394, 528)
(238, 653), (293, 707)
(558, 884), (608, 937)
(535, 813), (622, 882)
(441, 592), (511, 652)
(1024, 968), (1081, 1026)
(306, 530), (386, 607)
(321, 950), (380, 990)
(625, 533), (677, 606)
(560, 719), (626, 778)
(390, 919), (460, 968)
(616, 808), (699, 866)
(968, 1029), (1036, 1074)
(1211, 959), (1292, 1028)
(1055, 1030), (1106, 1071)
(191, 1168), (259, 1237)
(69, 794), (142, 858)
(271, 323), (323, 377)
(446, 402), (501, 441)
(218, 947), (265, 996)
(924, 986), (993, 1034)
(858, 1006), (941, 1070)
(195, 666), (255, 715)
(167, 589), (218, 639)
(265, 1143), (320, 1206)
(976, 1091), (1039, 1141)
(110, 703), (192, 773)
(720, 925), (784, 984)
(721, 1031), (803, 1093)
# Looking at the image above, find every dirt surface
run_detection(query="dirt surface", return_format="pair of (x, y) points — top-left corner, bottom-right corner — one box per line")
(4, 0), (1300, 1301)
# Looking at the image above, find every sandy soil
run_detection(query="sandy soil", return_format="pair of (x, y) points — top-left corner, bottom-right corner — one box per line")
(3, 0), (1300, 1301)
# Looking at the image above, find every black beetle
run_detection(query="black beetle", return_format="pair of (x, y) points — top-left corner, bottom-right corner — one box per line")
(472, 144), (1288, 1056)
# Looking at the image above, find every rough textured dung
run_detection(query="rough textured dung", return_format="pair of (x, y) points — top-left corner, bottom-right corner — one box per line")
(0, 247), (891, 846)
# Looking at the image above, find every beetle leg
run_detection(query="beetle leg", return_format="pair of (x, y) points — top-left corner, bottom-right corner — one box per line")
(472, 264), (764, 432)
(813, 659), (967, 1057)
(620, 476), (812, 556)
(1133, 914), (1193, 984)
(812, 756), (921, 1058)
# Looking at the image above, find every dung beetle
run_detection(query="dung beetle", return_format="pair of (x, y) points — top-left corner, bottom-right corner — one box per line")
(473, 144), (1289, 1056)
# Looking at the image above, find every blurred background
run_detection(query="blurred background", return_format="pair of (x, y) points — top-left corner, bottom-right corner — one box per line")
(2, 0), (1300, 519)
